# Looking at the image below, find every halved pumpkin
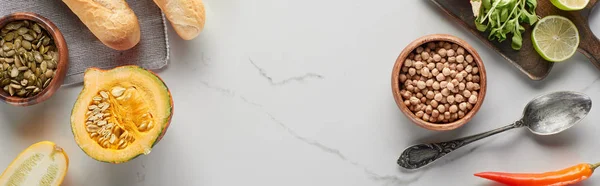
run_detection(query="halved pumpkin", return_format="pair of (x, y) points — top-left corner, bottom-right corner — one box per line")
(71, 65), (173, 163)
(0, 141), (69, 186)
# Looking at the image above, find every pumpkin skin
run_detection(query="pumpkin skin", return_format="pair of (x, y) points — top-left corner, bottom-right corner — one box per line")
(70, 65), (173, 163)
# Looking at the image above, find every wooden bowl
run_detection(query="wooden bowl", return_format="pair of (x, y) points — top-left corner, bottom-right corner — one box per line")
(391, 34), (487, 131)
(0, 12), (68, 106)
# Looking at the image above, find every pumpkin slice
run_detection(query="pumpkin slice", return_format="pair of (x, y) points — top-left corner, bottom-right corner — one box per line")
(0, 141), (69, 186)
(71, 65), (173, 163)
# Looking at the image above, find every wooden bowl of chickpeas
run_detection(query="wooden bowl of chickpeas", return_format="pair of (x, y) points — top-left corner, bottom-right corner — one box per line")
(391, 34), (487, 131)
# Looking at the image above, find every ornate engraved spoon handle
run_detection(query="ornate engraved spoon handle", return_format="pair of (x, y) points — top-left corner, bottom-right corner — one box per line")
(397, 120), (526, 170)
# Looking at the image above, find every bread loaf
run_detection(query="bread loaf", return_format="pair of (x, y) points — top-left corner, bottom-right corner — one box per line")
(62, 0), (141, 50)
(153, 0), (206, 40)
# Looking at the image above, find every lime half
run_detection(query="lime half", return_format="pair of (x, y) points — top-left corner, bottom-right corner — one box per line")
(551, 0), (589, 11)
(532, 15), (579, 62)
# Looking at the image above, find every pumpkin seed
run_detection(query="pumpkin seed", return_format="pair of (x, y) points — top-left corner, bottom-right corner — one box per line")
(3, 43), (12, 51)
(32, 24), (41, 34)
(17, 27), (28, 35)
(5, 50), (14, 57)
(22, 34), (33, 41)
(10, 67), (17, 77)
(4, 32), (14, 42)
(43, 78), (51, 88)
(34, 52), (42, 63)
(45, 69), (53, 78)
(4, 57), (13, 63)
(21, 40), (31, 50)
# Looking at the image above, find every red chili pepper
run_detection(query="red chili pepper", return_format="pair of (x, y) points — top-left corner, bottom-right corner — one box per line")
(474, 163), (600, 186)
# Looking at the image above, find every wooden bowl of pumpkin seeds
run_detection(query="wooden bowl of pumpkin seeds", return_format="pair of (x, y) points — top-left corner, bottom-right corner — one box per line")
(0, 12), (68, 106)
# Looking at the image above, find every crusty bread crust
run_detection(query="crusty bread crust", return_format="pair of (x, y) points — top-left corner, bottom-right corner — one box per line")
(153, 0), (206, 40)
(63, 0), (141, 50)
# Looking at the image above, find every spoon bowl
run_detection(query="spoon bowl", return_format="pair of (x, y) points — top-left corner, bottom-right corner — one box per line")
(523, 91), (592, 135)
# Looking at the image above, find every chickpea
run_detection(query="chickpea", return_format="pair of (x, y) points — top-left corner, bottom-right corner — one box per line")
(438, 115), (445, 121)
(455, 94), (464, 103)
(466, 55), (473, 63)
(459, 102), (467, 111)
(466, 74), (473, 81)
(447, 82), (455, 91)
(415, 54), (422, 61)
(436, 63), (444, 71)
(457, 47), (465, 55)
(426, 91), (434, 99)
(426, 79), (434, 87)
(466, 82), (474, 91)
(416, 47), (424, 54)
(437, 105), (446, 113)
(416, 93), (423, 99)
(419, 76), (427, 81)
(425, 105), (433, 114)
(472, 91), (478, 97)
(440, 97), (447, 104)
(466, 102), (473, 110)
(455, 73), (464, 82)
(423, 113), (430, 121)
(440, 81), (448, 89)
(432, 110), (440, 118)
(401, 74), (410, 83)
(404, 59), (413, 67)
(438, 41), (445, 48)
(427, 42), (436, 50)
(425, 48), (431, 53)
(441, 88), (450, 96)
(458, 111), (465, 118)
(433, 54), (441, 62)
(421, 68), (430, 77)
(451, 113), (458, 121)
(444, 43), (452, 49)
(473, 83), (481, 90)
(444, 111), (451, 119)
(438, 48), (447, 57)
(414, 62), (423, 70)
(473, 67), (479, 74)
(404, 80), (412, 86)
(468, 95), (477, 104)
(405, 84), (414, 92)
(409, 97), (419, 105)
(456, 64), (464, 71)
(456, 55), (465, 63)
(451, 79), (459, 85)
(449, 105), (458, 113)
(408, 68), (416, 76)
(434, 93), (443, 102)
(463, 90), (472, 98)
(427, 62), (435, 70)
(447, 49), (455, 57)
(430, 116), (437, 123)
(450, 70), (457, 78)
(465, 65), (473, 73)
(442, 67), (451, 76)
(404, 100), (411, 106)
(447, 95), (456, 104)
(409, 53), (415, 59)
(436, 73), (445, 81)
(452, 44), (459, 50)
(402, 66), (408, 73)
(421, 52), (430, 60)
(448, 56), (456, 63)
(416, 111), (424, 118)
(431, 100), (439, 108)
(432, 81), (440, 90)
(431, 68), (439, 76)
(473, 76), (480, 83)
(420, 97), (427, 103)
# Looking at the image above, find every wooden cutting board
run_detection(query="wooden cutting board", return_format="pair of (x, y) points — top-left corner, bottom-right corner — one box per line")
(430, 0), (600, 80)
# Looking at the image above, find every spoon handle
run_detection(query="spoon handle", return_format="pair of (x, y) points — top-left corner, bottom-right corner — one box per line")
(398, 120), (525, 169)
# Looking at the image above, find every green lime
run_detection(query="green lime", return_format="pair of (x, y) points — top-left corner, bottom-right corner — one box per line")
(550, 0), (589, 11)
(532, 15), (579, 62)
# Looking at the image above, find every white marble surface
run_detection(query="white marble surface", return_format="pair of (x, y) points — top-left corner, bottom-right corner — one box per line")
(1, 1), (600, 185)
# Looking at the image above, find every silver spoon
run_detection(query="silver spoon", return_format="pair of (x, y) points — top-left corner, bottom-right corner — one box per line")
(398, 91), (592, 170)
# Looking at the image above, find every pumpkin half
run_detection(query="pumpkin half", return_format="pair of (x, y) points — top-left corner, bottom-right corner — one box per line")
(0, 141), (68, 186)
(71, 65), (173, 163)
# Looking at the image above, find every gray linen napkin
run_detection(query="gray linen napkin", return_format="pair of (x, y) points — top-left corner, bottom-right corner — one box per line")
(0, 0), (170, 85)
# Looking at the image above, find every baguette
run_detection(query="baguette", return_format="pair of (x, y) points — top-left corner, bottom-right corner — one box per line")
(153, 0), (206, 40)
(62, 0), (141, 50)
